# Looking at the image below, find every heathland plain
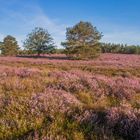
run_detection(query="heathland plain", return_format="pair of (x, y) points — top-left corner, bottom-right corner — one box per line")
(0, 53), (140, 140)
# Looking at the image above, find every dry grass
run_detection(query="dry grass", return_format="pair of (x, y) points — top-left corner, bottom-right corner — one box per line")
(0, 54), (140, 140)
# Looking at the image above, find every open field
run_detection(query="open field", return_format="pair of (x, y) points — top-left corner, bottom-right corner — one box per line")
(0, 53), (140, 140)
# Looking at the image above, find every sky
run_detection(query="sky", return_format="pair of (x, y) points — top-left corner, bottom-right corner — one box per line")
(0, 0), (140, 48)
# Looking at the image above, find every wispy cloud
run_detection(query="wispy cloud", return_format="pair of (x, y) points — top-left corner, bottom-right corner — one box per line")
(0, 33), (4, 41)
(0, 0), (140, 48)
(0, 3), (67, 48)
(98, 21), (140, 45)
(102, 31), (140, 45)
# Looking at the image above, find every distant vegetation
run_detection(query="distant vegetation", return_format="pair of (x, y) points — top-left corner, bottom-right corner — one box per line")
(101, 43), (140, 54)
(0, 21), (140, 59)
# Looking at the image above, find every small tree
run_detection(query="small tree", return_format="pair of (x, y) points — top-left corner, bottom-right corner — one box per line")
(1, 35), (19, 56)
(62, 21), (102, 59)
(0, 42), (3, 55)
(24, 27), (55, 56)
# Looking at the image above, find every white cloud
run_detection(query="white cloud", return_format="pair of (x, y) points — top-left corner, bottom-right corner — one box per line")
(95, 20), (140, 45)
(0, 4), (67, 48)
(102, 30), (140, 45)
(0, 1), (140, 48)
(0, 33), (4, 41)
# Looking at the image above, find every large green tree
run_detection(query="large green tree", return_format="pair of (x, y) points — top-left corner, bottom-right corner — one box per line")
(24, 27), (55, 56)
(1, 35), (19, 56)
(62, 21), (102, 59)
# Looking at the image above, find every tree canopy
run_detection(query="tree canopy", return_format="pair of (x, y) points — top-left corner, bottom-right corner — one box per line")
(0, 35), (19, 56)
(101, 43), (140, 54)
(62, 21), (102, 59)
(23, 27), (55, 56)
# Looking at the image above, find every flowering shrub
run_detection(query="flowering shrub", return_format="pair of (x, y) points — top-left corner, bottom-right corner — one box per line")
(29, 88), (81, 117)
(0, 54), (140, 140)
(48, 70), (140, 100)
(106, 104), (140, 140)
(0, 66), (40, 78)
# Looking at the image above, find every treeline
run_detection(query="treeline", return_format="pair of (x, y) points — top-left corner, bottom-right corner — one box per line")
(54, 44), (140, 55)
(101, 43), (140, 54)
(0, 21), (140, 59)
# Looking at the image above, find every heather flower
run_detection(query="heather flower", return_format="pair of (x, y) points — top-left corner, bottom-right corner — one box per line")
(106, 105), (140, 140)
(15, 68), (40, 78)
(48, 70), (140, 100)
(0, 54), (140, 139)
(29, 88), (81, 117)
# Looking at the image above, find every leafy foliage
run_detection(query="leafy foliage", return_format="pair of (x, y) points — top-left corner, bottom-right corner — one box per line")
(62, 21), (102, 59)
(24, 27), (55, 56)
(0, 35), (19, 56)
(101, 43), (140, 54)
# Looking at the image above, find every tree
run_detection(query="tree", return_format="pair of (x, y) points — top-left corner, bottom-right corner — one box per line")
(62, 21), (102, 59)
(0, 42), (3, 46)
(1, 35), (19, 56)
(0, 42), (3, 54)
(24, 27), (55, 56)
(100, 43), (140, 54)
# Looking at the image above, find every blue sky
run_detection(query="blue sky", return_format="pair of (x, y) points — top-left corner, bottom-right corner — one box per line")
(0, 0), (140, 47)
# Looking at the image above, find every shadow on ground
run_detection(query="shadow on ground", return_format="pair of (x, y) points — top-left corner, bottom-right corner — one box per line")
(16, 55), (71, 60)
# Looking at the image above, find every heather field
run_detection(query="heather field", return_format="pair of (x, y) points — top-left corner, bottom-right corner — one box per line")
(0, 54), (140, 140)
